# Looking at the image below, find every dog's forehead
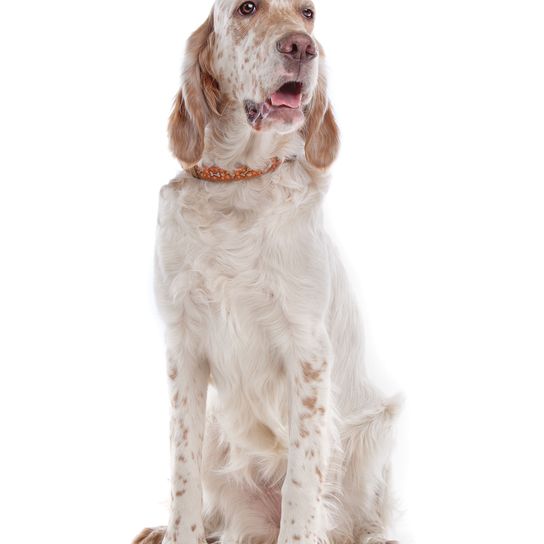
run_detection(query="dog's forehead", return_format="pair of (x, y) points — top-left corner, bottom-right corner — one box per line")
(215, 0), (307, 10)
(213, 0), (316, 29)
(213, 0), (315, 43)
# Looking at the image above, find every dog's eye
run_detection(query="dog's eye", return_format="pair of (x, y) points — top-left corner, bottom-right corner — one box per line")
(302, 7), (314, 20)
(238, 1), (257, 16)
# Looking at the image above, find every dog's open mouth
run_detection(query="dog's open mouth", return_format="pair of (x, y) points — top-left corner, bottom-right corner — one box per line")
(244, 81), (304, 130)
(270, 81), (303, 108)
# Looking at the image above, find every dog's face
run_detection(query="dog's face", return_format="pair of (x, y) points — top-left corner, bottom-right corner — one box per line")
(213, 0), (319, 134)
(169, 0), (339, 169)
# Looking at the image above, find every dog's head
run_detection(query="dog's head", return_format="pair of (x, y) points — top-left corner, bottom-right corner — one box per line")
(169, 0), (339, 170)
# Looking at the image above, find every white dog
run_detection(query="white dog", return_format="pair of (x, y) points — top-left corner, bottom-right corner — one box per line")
(133, 2), (400, 543)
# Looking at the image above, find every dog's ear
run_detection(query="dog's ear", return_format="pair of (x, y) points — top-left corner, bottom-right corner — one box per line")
(168, 11), (221, 167)
(302, 56), (340, 170)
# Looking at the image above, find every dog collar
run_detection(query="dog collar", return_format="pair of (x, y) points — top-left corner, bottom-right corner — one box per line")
(189, 157), (283, 183)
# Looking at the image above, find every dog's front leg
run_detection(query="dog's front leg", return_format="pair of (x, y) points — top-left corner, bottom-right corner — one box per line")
(163, 329), (209, 544)
(278, 330), (332, 544)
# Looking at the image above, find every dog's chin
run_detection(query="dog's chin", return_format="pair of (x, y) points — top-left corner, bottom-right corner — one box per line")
(244, 81), (307, 134)
(245, 101), (305, 133)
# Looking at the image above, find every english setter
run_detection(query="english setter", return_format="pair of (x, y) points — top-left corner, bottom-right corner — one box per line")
(133, 1), (401, 543)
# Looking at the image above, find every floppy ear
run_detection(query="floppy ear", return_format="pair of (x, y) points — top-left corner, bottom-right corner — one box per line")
(168, 11), (221, 167)
(302, 60), (340, 170)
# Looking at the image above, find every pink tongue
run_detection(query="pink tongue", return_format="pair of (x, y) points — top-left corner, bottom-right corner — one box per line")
(270, 90), (302, 109)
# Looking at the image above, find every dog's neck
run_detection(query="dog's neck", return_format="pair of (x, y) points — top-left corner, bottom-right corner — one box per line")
(198, 104), (304, 173)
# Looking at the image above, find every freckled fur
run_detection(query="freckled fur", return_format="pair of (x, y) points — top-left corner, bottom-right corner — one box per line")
(133, 2), (401, 544)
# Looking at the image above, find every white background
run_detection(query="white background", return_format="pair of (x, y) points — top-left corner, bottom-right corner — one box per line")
(0, 0), (543, 543)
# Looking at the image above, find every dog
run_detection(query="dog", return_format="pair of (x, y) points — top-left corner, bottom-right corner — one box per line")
(133, 1), (401, 543)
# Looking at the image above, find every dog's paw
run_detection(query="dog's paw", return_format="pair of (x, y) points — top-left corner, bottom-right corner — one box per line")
(361, 538), (399, 544)
(132, 527), (166, 544)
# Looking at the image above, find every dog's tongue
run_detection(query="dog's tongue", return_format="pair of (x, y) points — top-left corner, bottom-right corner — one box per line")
(270, 89), (302, 109)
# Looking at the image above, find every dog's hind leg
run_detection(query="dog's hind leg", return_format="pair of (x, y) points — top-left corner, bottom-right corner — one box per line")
(340, 394), (402, 544)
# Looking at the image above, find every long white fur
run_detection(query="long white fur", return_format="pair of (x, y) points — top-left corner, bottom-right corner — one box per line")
(150, 2), (401, 544)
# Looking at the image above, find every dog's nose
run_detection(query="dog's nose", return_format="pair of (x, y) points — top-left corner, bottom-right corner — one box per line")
(276, 33), (317, 63)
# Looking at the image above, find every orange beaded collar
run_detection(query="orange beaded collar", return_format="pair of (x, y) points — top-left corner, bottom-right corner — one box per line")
(189, 157), (283, 183)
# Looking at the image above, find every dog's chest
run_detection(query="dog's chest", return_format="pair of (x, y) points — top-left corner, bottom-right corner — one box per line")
(157, 182), (330, 358)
